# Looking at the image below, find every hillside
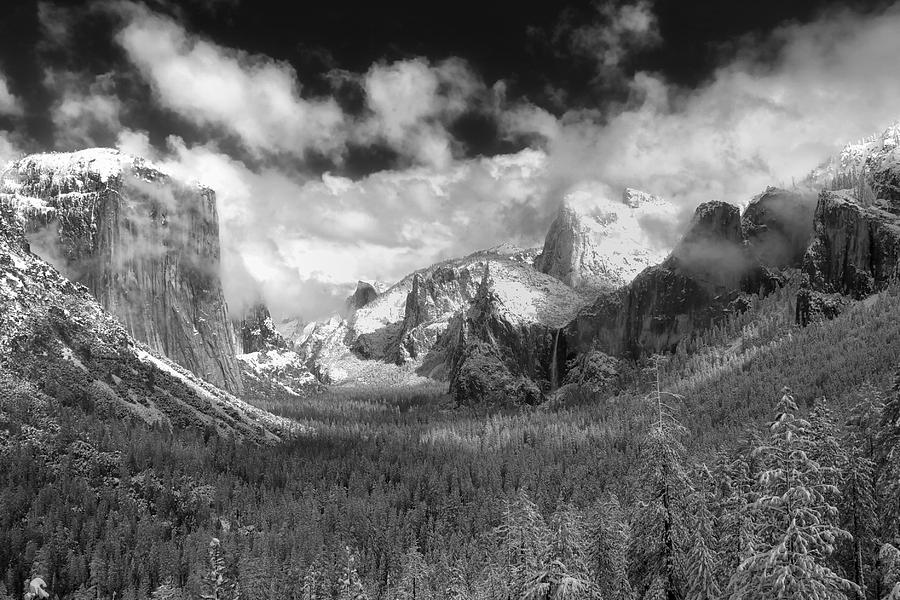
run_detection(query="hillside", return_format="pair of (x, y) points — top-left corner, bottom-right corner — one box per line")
(0, 149), (243, 394)
(0, 205), (295, 443)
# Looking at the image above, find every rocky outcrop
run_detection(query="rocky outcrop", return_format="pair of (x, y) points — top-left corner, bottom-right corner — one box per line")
(345, 281), (379, 313)
(445, 269), (556, 406)
(563, 201), (775, 365)
(236, 303), (287, 354)
(389, 267), (481, 363)
(534, 190), (676, 291)
(0, 149), (243, 394)
(0, 206), (294, 442)
(803, 190), (900, 298)
(534, 204), (607, 290)
(742, 187), (817, 269)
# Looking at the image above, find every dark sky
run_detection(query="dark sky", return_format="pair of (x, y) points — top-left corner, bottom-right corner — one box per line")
(0, 0), (889, 173)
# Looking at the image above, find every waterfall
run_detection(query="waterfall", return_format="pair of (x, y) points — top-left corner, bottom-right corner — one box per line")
(551, 328), (560, 389)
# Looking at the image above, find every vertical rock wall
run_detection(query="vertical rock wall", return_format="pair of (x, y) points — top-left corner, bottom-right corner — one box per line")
(1, 149), (243, 394)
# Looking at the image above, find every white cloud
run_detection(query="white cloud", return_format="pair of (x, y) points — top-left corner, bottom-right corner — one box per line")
(511, 3), (900, 212)
(358, 57), (484, 168)
(118, 128), (549, 319)
(113, 2), (347, 158)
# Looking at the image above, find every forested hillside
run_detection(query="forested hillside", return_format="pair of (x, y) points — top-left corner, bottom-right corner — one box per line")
(3, 280), (900, 599)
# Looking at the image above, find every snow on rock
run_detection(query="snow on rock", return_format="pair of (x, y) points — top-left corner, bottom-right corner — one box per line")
(237, 348), (320, 400)
(0, 148), (243, 395)
(534, 187), (677, 291)
(0, 205), (296, 442)
(294, 245), (592, 387)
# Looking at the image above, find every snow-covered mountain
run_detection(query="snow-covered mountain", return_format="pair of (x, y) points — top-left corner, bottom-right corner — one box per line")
(0, 148), (243, 394)
(291, 244), (593, 386)
(534, 187), (677, 290)
(0, 204), (295, 442)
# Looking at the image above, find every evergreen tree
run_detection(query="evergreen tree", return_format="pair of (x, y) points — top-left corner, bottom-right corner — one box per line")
(684, 467), (722, 600)
(878, 373), (900, 539)
(200, 538), (236, 600)
(840, 393), (882, 599)
(151, 579), (187, 600)
(727, 388), (858, 600)
(630, 357), (692, 600)
(586, 495), (633, 600)
(494, 489), (551, 598)
(338, 546), (371, 600)
(879, 544), (900, 600)
(391, 544), (432, 600)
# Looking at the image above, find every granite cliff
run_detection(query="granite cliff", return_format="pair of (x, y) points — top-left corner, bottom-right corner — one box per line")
(0, 149), (243, 394)
(0, 205), (293, 442)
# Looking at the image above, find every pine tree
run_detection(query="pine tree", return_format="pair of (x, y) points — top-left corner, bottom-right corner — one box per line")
(494, 489), (551, 598)
(521, 501), (599, 600)
(630, 356), (692, 600)
(684, 467), (721, 600)
(727, 388), (858, 600)
(338, 546), (371, 600)
(586, 495), (633, 600)
(151, 579), (187, 600)
(200, 538), (236, 600)
(391, 544), (432, 600)
(878, 372), (900, 539)
(840, 392), (882, 599)
(879, 544), (900, 600)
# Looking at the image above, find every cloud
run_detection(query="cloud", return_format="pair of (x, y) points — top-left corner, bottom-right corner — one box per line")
(117, 128), (550, 319)
(0, 71), (23, 117)
(358, 58), (485, 168)
(46, 71), (124, 149)
(567, 0), (661, 70)
(508, 2), (900, 213)
(113, 2), (347, 158)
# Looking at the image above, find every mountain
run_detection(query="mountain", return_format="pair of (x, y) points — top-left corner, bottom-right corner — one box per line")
(534, 188), (675, 290)
(0, 204), (294, 442)
(234, 303), (319, 400)
(0, 149), (243, 394)
(294, 244), (592, 386)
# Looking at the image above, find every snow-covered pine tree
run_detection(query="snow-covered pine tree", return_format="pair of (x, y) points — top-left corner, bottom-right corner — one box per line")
(391, 543), (433, 600)
(150, 579), (187, 600)
(338, 546), (371, 600)
(586, 494), (633, 600)
(684, 466), (722, 600)
(494, 489), (551, 598)
(714, 447), (758, 582)
(839, 393), (882, 599)
(200, 538), (237, 600)
(878, 372), (900, 539)
(879, 543), (900, 600)
(521, 501), (598, 600)
(727, 388), (858, 600)
(630, 355), (692, 600)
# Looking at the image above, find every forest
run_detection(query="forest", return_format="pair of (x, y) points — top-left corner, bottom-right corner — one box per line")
(2, 282), (900, 600)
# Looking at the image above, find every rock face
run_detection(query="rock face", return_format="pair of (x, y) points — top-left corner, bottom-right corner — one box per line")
(0, 205), (293, 442)
(563, 201), (775, 365)
(742, 187), (817, 269)
(534, 204), (606, 290)
(445, 268), (559, 406)
(236, 303), (287, 354)
(345, 281), (379, 313)
(294, 245), (591, 388)
(0, 149), (243, 395)
(803, 190), (900, 298)
(534, 189), (676, 290)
